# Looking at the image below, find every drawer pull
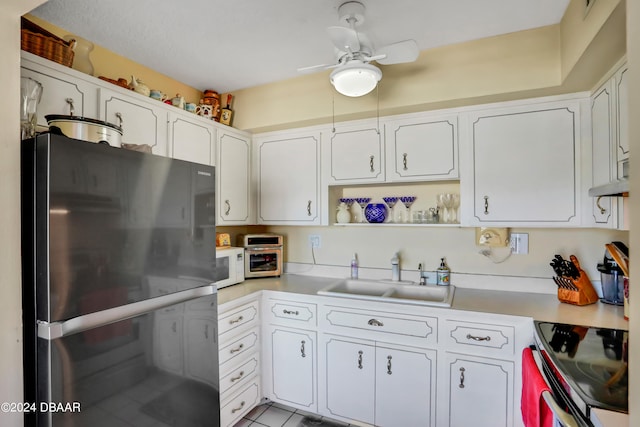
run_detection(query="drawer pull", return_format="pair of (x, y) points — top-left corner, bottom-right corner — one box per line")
(229, 315), (244, 325)
(368, 318), (384, 327)
(357, 350), (363, 369)
(466, 334), (491, 342)
(231, 401), (245, 413)
(230, 371), (245, 382)
(459, 367), (466, 388)
(230, 344), (244, 354)
(387, 355), (393, 375)
(283, 309), (299, 316)
(301, 340), (306, 358)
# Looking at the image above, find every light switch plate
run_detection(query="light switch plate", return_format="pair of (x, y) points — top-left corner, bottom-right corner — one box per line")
(476, 227), (509, 247)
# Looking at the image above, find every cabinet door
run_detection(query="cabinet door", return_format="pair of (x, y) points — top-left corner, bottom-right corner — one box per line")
(255, 131), (320, 224)
(615, 66), (629, 163)
(21, 64), (97, 130)
(184, 316), (218, 386)
(385, 114), (458, 181)
(468, 101), (581, 226)
(375, 345), (436, 427)
(323, 336), (375, 425)
(98, 87), (168, 156)
(168, 111), (216, 166)
(447, 354), (513, 427)
(218, 128), (251, 224)
(324, 122), (384, 184)
(153, 316), (183, 375)
(269, 328), (316, 411)
(589, 84), (615, 226)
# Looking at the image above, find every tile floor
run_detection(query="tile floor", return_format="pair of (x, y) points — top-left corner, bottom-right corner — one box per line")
(233, 401), (355, 427)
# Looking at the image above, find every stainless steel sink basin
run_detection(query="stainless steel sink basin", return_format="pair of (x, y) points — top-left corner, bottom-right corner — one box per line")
(317, 279), (455, 307)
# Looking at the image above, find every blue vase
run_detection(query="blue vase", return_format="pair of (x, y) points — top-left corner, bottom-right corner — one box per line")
(364, 203), (387, 223)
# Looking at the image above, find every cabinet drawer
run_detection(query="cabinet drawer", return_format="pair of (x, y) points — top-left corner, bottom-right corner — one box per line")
(321, 305), (437, 346)
(219, 300), (259, 338)
(219, 328), (259, 366)
(266, 298), (317, 327)
(221, 381), (261, 427)
(220, 353), (260, 396)
(445, 320), (515, 356)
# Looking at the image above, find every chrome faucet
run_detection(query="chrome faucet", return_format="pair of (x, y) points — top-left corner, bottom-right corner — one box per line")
(418, 263), (426, 285)
(391, 252), (400, 281)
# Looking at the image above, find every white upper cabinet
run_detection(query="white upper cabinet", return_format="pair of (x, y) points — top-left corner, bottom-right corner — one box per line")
(615, 64), (629, 165)
(21, 52), (98, 130)
(217, 127), (252, 225)
(323, 120), (385, 184)
(588, 81), (616, 227)
(461, 99), (584, 227)
(98, 87), (168, 156)
(254, 129), (321, 224)
(385, 113), (459, 182)
(167, 110), (216, 166)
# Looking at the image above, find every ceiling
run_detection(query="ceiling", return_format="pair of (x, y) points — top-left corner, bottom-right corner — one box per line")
(29, 0), (571, 94)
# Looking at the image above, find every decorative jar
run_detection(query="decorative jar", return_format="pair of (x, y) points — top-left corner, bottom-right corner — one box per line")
(364, 203), (387, 223)
(336, 202), (351, 223)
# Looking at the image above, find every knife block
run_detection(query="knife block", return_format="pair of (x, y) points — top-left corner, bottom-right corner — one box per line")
(556, 273), (599, 306)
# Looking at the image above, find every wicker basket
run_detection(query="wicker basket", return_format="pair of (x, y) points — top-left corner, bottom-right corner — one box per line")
(21, 17), (75, 68)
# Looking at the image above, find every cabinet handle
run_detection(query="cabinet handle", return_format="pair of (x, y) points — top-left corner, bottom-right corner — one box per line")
(357, 350), (363, 369)
(230, 371), (245, 382)
(459, 367), (466, 388)
(301, 340), (306, 358)
(387, 355), (393, 375)
(115, 112), (123, 127)
(368, 318), (384, 327)
(596, 196), (607, 215)
(402, 153), (408, 170)
(466, 333), (491, 342)
(225, 199), (231, 216)
(231, 401), (245, 413)
(483, 195), (489, 215)
(230, 344), (244, 354)
(369, 155), (375, 172)
(229, 315), (244, 324)
(172, 321), (177, 333)
(204, 324), (209, 339)
(283, 309), (299, 316)
(307, 200), (312, 216)
(65, 98), (75, 116)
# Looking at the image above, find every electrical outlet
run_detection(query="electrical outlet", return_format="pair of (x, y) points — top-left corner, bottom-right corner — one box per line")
(476, 227), (509, 247)
(309, 234), (321, 249)
(510, 233), (529, 254)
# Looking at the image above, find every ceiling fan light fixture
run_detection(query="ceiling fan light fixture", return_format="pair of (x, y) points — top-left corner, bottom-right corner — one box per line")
(330, 61), (382, 97)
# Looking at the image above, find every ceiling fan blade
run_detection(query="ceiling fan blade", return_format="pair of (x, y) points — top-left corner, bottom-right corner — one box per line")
(327, 26), (360, 52)
(374, 40), (419, 65)
(297, 63), (339, 73)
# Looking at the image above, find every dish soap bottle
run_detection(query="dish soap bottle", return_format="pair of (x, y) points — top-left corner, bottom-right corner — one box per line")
(436, 257), (450, 286)
(351, 253), (359, 279)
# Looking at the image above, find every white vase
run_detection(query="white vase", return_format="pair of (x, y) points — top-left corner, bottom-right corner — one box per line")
(65, 35), (94, 76)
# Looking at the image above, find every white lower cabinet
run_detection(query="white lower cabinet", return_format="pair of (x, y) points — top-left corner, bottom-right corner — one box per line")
(320, 335), (436, 427)
(218, 296), (261, 427)
(445, 353), (513, 427)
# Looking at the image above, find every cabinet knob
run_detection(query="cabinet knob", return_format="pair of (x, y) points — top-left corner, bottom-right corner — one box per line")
(466, 334), (491, 342)
(368, 318), (384, 327)
(231, 401), (245, 413)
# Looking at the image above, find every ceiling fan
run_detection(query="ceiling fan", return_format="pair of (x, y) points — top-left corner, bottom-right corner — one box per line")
(299, 1), (419, 97)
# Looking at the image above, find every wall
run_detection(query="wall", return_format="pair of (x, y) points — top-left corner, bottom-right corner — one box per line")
(2, 3), (46, 426)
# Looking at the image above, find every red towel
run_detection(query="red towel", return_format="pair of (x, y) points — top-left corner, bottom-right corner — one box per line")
(521, 347), (554, 427)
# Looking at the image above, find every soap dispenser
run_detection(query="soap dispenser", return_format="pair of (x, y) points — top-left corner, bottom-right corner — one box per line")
(436, 257), (450, 286)
(350, 253), (359, 279)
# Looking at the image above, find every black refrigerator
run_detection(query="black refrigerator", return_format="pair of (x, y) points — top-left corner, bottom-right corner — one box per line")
(21, 134), (220, 427)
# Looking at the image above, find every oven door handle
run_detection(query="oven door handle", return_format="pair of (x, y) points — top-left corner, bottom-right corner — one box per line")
(541, 391), (580, 427)
(246, 246), (281, 251)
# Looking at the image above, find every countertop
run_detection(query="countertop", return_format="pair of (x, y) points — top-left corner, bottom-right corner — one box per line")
(219, 273), (628, 330)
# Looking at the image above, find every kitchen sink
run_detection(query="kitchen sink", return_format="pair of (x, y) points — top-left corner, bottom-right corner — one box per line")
(317, 279), (455, 307)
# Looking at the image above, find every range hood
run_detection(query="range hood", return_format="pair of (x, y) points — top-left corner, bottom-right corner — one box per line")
(588, 179), (629, 197)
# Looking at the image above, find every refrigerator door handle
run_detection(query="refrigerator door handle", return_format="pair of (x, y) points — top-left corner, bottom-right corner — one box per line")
(37, 285), (216, 340)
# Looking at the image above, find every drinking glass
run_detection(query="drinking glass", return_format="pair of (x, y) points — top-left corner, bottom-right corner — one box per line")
(442, 193), (455, 223)
(20, 77), (43, 140)
(436, 194), (447, 223)
(382, 197), (398, 223)
(399, 196), (416, 223)
(450, 194), (460, 223)
(355, 198), (371, 223)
